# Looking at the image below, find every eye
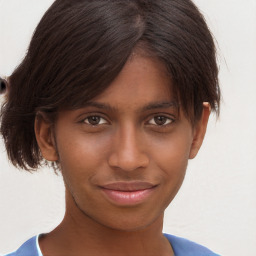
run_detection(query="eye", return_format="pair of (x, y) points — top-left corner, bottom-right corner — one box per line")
(83, 116), (108, 125)
(148, 116), (173, 126)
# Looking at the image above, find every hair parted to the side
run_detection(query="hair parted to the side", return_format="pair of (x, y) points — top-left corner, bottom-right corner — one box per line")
(0, 0), (220, 171)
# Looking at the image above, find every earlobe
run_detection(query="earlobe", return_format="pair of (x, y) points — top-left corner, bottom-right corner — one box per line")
(34, 113), (58, 162)
(189, 102), (211, 159)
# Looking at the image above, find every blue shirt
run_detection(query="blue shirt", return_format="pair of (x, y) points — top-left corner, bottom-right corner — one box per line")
(4, 234), (220, 256)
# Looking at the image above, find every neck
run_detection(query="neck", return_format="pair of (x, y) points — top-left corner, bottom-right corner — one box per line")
(39, 190), (174, 256)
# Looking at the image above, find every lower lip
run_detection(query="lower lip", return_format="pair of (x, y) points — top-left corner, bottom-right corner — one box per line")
(101, 187), (156, 206)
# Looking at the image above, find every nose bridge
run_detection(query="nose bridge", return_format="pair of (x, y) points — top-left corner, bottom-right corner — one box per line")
(108, 122), (149, 171)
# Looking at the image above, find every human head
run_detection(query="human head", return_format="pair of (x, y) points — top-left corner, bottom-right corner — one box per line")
(0, 0), (220, 171)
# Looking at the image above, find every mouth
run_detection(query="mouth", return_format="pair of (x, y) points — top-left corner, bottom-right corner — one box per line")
(99, 182), (158, 206)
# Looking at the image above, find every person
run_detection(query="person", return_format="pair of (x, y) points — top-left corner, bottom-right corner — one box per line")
(0, 0), (221, 255)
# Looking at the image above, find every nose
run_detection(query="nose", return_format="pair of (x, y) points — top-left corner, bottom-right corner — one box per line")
(108, 125), (149, 171)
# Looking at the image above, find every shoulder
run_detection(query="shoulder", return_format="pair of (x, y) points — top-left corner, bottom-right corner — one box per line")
(164, 233), (221, 256)
(3, 236), (41, 256)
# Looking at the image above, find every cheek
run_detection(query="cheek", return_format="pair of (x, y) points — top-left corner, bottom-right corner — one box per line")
(56, 131), (110, 180)
(148, 130), (193, 178)
(148, 134), (192, 207)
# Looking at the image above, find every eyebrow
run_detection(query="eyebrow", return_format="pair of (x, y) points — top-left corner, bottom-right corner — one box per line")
(82, 102), (116, 111)
(142, 101), (178, 111)
(81, 101), (178, 112)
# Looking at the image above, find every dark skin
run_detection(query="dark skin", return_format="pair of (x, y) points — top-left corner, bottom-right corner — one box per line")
(35, 55), (210, 256)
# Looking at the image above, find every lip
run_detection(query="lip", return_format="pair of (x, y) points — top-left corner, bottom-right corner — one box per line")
(99, 182), (157, 206)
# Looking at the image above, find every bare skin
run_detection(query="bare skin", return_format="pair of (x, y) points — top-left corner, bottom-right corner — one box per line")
(39, 196), (173, 256)
(35, 54), (210, 256)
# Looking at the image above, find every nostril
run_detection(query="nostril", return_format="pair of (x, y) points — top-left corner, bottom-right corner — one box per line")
(0, 78), (7, 94)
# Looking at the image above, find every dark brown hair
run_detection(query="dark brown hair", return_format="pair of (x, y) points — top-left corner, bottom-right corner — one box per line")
(0, 0), (220, 170)
(0, 78), (7, 95)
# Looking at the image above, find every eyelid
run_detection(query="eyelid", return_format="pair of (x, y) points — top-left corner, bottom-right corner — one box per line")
(84, 116), (108, 125)
(146, 114), (175, 126)
(79, 113), (110, 125)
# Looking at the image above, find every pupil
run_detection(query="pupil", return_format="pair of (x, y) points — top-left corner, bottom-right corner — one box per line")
(154, 116), (166, 125)
(88, 116), (100, 125)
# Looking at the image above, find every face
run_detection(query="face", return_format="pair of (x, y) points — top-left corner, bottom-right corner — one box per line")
(36, 55), (209, 231)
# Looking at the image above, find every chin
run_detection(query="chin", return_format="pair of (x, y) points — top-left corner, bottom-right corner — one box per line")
(86, 208), (163, 233)
(100, 220), (156, 233)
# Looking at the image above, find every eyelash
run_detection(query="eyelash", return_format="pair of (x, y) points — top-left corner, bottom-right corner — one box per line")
(81, 114), (175, 127)
(83, 116), (108, 126)
(147, 115), (175, 126)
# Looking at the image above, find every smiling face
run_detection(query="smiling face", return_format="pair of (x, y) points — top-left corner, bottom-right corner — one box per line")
(36, 54), (210, 231)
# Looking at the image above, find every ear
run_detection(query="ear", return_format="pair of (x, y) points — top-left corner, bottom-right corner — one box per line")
(34, 113), (59, 161)
(189, 102), (211, 159)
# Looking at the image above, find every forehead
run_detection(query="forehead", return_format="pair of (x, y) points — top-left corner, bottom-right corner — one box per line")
(91, 55), (175, 108)
(56, 55), (181, 124)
